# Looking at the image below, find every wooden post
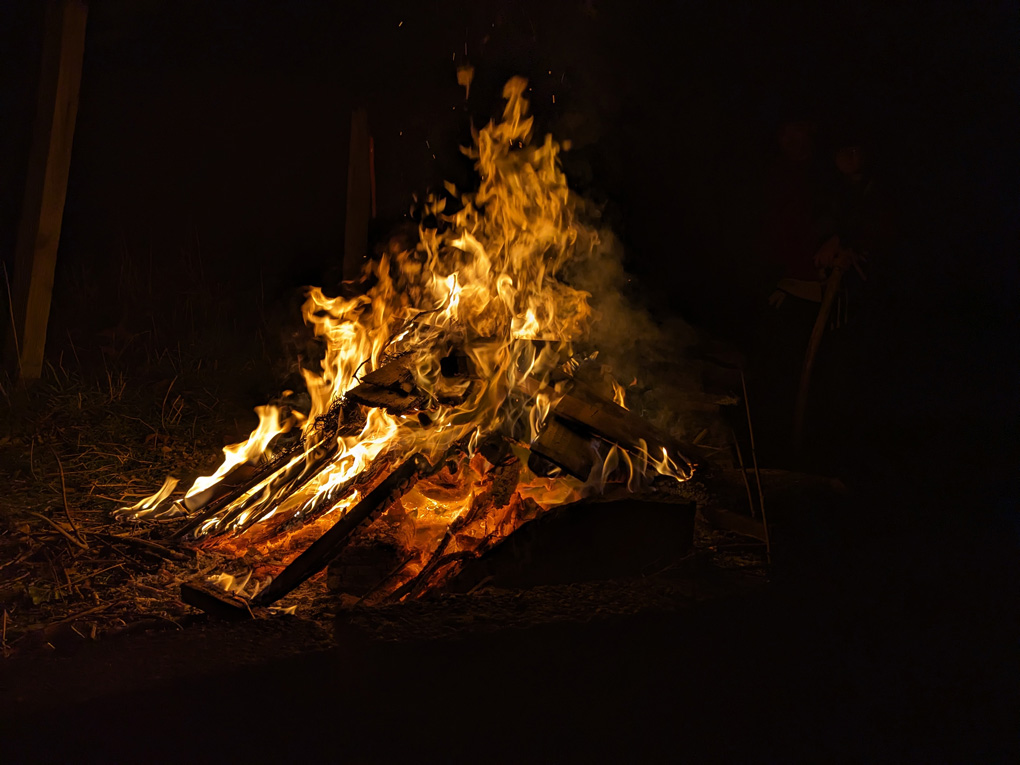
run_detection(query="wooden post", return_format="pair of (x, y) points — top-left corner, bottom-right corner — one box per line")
(5, 0), (88, 381)
(343, 107), (372, 281)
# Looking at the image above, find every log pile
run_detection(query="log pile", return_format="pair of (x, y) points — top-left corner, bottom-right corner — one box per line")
(159, 348), (738, 616)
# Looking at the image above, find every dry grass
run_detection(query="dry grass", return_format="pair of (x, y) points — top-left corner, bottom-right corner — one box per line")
(0, 345), (272, 657)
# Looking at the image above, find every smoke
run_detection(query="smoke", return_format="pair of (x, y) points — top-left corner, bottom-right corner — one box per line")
(564, 221), (703, 439)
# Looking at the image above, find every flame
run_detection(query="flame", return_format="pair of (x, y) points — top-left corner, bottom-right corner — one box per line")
(120, 75), (692, 597)
(116, 476), (179, 518)
(186, 405), (291, 499)
(611, 378), (628, 409)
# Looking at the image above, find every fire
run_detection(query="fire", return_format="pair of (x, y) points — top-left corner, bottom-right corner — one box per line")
(119, 76), (691, 597)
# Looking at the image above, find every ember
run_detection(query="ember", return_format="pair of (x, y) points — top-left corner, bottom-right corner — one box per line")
(119, 77), (694, 611)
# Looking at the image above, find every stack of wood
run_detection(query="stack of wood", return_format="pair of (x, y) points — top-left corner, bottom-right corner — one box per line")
(176, 348), (737, 617)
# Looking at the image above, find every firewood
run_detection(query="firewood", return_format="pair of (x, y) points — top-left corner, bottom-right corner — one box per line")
(170, 442), (336, 540)
(521, 377), (695, 476)
(210, 442), (340, 534)
(252, 454), (428, 607)
(345, 384), (424, 413)
(358, 353), (417, 392)
(529, 417), (598, 480)
(179, 580), (252, 620)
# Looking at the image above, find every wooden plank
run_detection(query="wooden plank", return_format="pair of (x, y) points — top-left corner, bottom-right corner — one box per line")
(6, 0), (88, 380)
(521, 377), (696, 477)
(252, 454), (427, 607)
(343, 107), (372, 281)
(529, 417), (598, 480)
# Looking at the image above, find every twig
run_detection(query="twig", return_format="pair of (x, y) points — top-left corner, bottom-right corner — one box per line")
(739, 370), (771, 564)
(2, 261), (21, 377)
(730, 426), (758, 519)
(52, 449), (87, 548)
(26, 510), (89, 550)
(97, 532), (192, 562)
(67, 563), (124, 586)
(160, 376), (178, 430)
(49, 601), (118, 626)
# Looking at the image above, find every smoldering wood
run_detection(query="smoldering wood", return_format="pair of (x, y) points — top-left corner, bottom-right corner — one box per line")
(252, 454), (428, 607)
(333, 447), (521, 601)
(529, 417), (599, 480)
(445, 498), (697, 592)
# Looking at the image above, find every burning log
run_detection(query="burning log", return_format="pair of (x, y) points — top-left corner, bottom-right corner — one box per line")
(346, 353), (427, 413)
(529, 418), (599, 480)
(523, 377), (696, 477)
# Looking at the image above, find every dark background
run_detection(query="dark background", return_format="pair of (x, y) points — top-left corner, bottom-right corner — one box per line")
(0, 3), (1017, 758)
(0, 0), (1016, 495)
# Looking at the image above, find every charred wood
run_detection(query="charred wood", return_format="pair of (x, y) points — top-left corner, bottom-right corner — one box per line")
(179, 580), (252, 620)
(346, 384), (425, 413)
(252, 454), (428, 607)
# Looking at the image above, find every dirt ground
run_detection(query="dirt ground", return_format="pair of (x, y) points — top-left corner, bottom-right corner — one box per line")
(0, 356), (1015, 762)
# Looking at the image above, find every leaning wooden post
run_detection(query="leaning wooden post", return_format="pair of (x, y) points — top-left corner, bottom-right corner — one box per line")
(5, 0), (88, 381)
(792, 255), (848, 453)
(343, 107), (373, 282)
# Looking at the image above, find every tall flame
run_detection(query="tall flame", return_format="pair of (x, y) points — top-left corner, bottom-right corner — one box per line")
(120, 76), (689, 575)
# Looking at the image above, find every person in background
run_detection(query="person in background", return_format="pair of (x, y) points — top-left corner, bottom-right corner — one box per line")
(749, 117), (832, 464)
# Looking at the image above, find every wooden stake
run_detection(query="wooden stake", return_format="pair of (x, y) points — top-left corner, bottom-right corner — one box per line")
(5, 0), (88, 380)
(793, 259), (848, 452)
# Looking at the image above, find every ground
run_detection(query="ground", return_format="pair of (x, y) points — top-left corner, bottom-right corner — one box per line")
(0, 355), (1016, 762)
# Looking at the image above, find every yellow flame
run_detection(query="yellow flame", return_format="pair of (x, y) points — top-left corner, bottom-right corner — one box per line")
(122, 75), (691, 564)
(116, 476), (179, 517)
(186, 405), (290, 499)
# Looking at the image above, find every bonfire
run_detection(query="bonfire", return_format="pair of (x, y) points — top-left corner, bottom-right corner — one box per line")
(118, 77), (695, 613)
